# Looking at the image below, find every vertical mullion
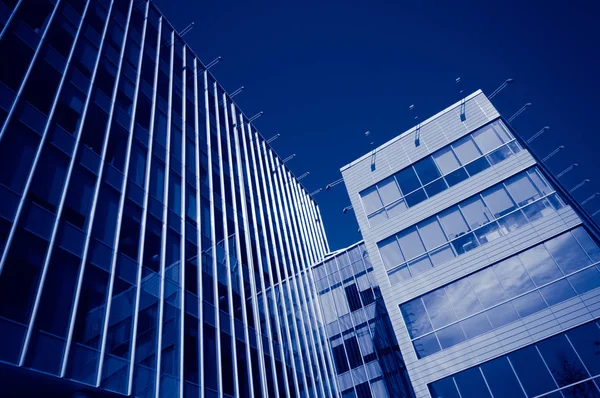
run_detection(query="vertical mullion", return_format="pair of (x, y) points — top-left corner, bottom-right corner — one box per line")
(229, 106), (261, 397)
(223, 98), (254, 395)
(214, 89), (239, 398)
(253, 136), (307, 397)
(191, 57), (204, 398)
(0, 0), (63, 139)
(0, 0), (23, 40)
(154, 27), (175, 398)
(126, 7), (162, 396)
(203, 70), (222, 397)
(179, 44), (187, 398)
(19, 0), (118, 367)
(298, 189), (340, 397)
(283, 170), (331, 396)
(238, 119), (274, 398)
(63, 0), (146, 380)
(263, 151), (317, 394)
(245, 125), (287, 397)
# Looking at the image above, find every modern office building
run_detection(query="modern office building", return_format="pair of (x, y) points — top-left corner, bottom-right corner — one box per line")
(313, 242), (413, 398)
(0, 1), (338, 397)
(341, 90), (600, 397)
(2, 2), (600, 398)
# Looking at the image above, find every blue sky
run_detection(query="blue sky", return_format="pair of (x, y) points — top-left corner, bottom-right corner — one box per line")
(154, 0), (600, 250)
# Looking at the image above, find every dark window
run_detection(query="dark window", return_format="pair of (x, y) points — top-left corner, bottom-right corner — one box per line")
(345, 336), (363, 369)
(21, 59), (61, 115)
(54, 82), (85, 134)
(0, 32), (34, 90)
(63, 166), (94, 229)
(332, 342), (349, 374)
(80, 103), (108, 154)
(28, 145), (68, 212)
(414, 157), (441, 185)
(345, 284), (362, 312)
(0, 120), (39, 193)
(395, 167), (421, 194)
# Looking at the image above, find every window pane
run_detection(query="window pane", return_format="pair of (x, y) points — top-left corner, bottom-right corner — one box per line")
(545, 232), (591, 274)
(454, 367), (492, 398)
(487, 301), (520, 328)
(400, 298), (433, 338)
(378, 237), (404, 270)
(528, 169), (553, 196)
(568, 267), (600, 294)
(439, 207), (469, 240)
(539, 279), (576, 307)
(572, 227), (600, 262)
(509, 345), (558, 397)
(429, 245), (455, 266)
(385, 199), (407, 218)
(422, 289), (456, 329)
(418, 219), (447, 250)
(361, 186), (383, 215)
(493, 257), (535, 298)
(468, 268), (507, 309)
(487, 145), (513, 165)
(414, 157), (441, 185)
(437, 323), (466, 349)
(512, 291), (547, 317)
(451, 232), (479, 255)
(424, 177), (448, 197)
(461, 312), (492, 339)
(414, 333), (441, 358)
(444, 167), (469, 187)
(397, 227), (425, 261)
(433, 147), (460, 175)
(460, 196), (493, 229)
(566, 322), (600, 375)
(481, 357), (526, 398)
(395, 167), (421, 194)
(405, 188), (427, 207)
(464, 156), (490, 177)
(377, 177), (401, 205)
(409, 255), (433, 276)
(472, 124), (504, 154)
(474, 221), (502, 244)
(388, 265), (411, 284)
(537, 334), (588, 387)
(497, 210), (528, 234)
(446, 278), (482, 319)
(482, 185), (516, 218)
(429, 378), (460, 398)
(367, 209), (388, 225)
(519, 244), (563, 286)
(452, 136), (481, 165)
(505, 174), (540, 206)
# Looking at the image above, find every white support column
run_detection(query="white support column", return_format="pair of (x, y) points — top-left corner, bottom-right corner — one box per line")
(203, 71), (222, 397)
(237, 119), (274, 398)
(267, 151), (322, 397)
(154, 27), (175, 398)
(253, 137), (310, 396)
(214, 89), (239, 398)
(19, 0), (119, 369)
(228, 103), (259, 396)
(191, 56), (205, 398)
(245, 128), (287, 397)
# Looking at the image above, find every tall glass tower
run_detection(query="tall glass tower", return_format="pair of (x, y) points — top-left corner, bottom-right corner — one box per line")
(0, 1), (336, 397)
(341, 90), (600, 397)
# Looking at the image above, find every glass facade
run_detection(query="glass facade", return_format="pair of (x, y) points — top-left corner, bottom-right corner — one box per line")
(401, 226), (600, 358)
(428, 320), (600, 398)
(360, 120), (521, 226)
(0, 1), (335, 397)
(313, 243), (414, 398)
(377, 167), (566, 284)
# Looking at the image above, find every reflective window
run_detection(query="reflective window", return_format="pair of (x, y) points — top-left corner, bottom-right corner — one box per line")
(452, 136), (481, 165)
(360, 120), (518, 225)
(428, 321), (600, 398)
(380, 168), (567, 284)
(400, 227), (600, 358)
